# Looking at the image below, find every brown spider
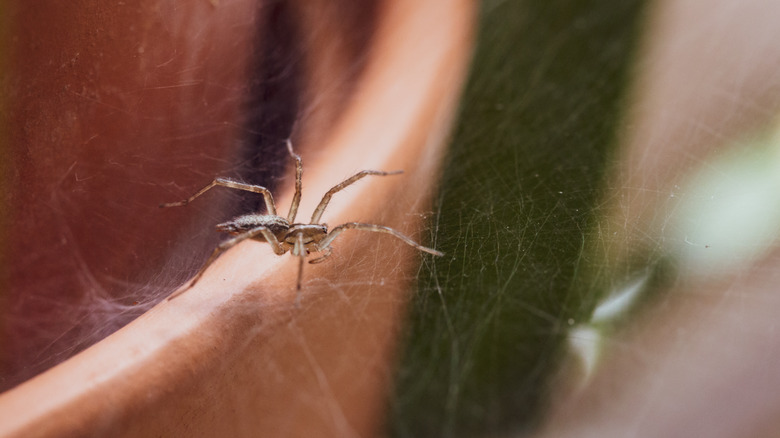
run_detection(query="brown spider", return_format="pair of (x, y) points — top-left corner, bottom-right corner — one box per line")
(161, 140), (443, 300)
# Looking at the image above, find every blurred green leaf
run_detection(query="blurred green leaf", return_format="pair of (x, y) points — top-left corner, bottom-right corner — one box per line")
(389, 0), (647, 436)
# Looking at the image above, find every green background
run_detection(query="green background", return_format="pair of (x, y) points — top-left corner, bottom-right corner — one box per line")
(389, 1), (647, 436)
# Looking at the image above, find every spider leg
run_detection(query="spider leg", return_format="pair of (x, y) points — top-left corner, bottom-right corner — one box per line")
(167, 226), (283, 300)
(294, 232), (306, 306)
(309, 170), (403, 224)
(160, 178), (278, 216)
(320, 222), (444, 256)
(308, 246), (333, 264)
(285, 139), (303, 223)
(257, 227), (286, 255)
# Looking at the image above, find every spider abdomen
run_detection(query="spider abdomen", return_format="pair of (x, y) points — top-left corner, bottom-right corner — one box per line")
(216, 214), (290, 236)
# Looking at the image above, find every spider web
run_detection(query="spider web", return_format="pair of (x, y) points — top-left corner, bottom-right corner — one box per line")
(4, 0), (780, 437)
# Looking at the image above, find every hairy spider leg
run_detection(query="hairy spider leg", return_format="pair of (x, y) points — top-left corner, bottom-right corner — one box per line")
(309, 170), (403, 224)
(285, 139), (303, 223)
(160, 178), (278, 216)
(293, 232), (307, 305)
(319, 222), (444, 257)
(167, 226), (284, 300)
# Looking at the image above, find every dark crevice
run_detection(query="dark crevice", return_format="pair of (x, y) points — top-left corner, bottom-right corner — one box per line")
(236, 0), (303, 215)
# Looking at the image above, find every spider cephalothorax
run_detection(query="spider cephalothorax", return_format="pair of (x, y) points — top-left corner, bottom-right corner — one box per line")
(161, 140), (443, 300)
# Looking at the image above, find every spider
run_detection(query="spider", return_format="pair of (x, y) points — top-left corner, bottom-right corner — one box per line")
(161, 140), (443, 300)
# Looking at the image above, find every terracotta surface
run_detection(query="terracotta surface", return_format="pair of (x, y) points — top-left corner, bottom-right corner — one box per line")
(0, 0), (475, 437)
(1, 0), (263, 387)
